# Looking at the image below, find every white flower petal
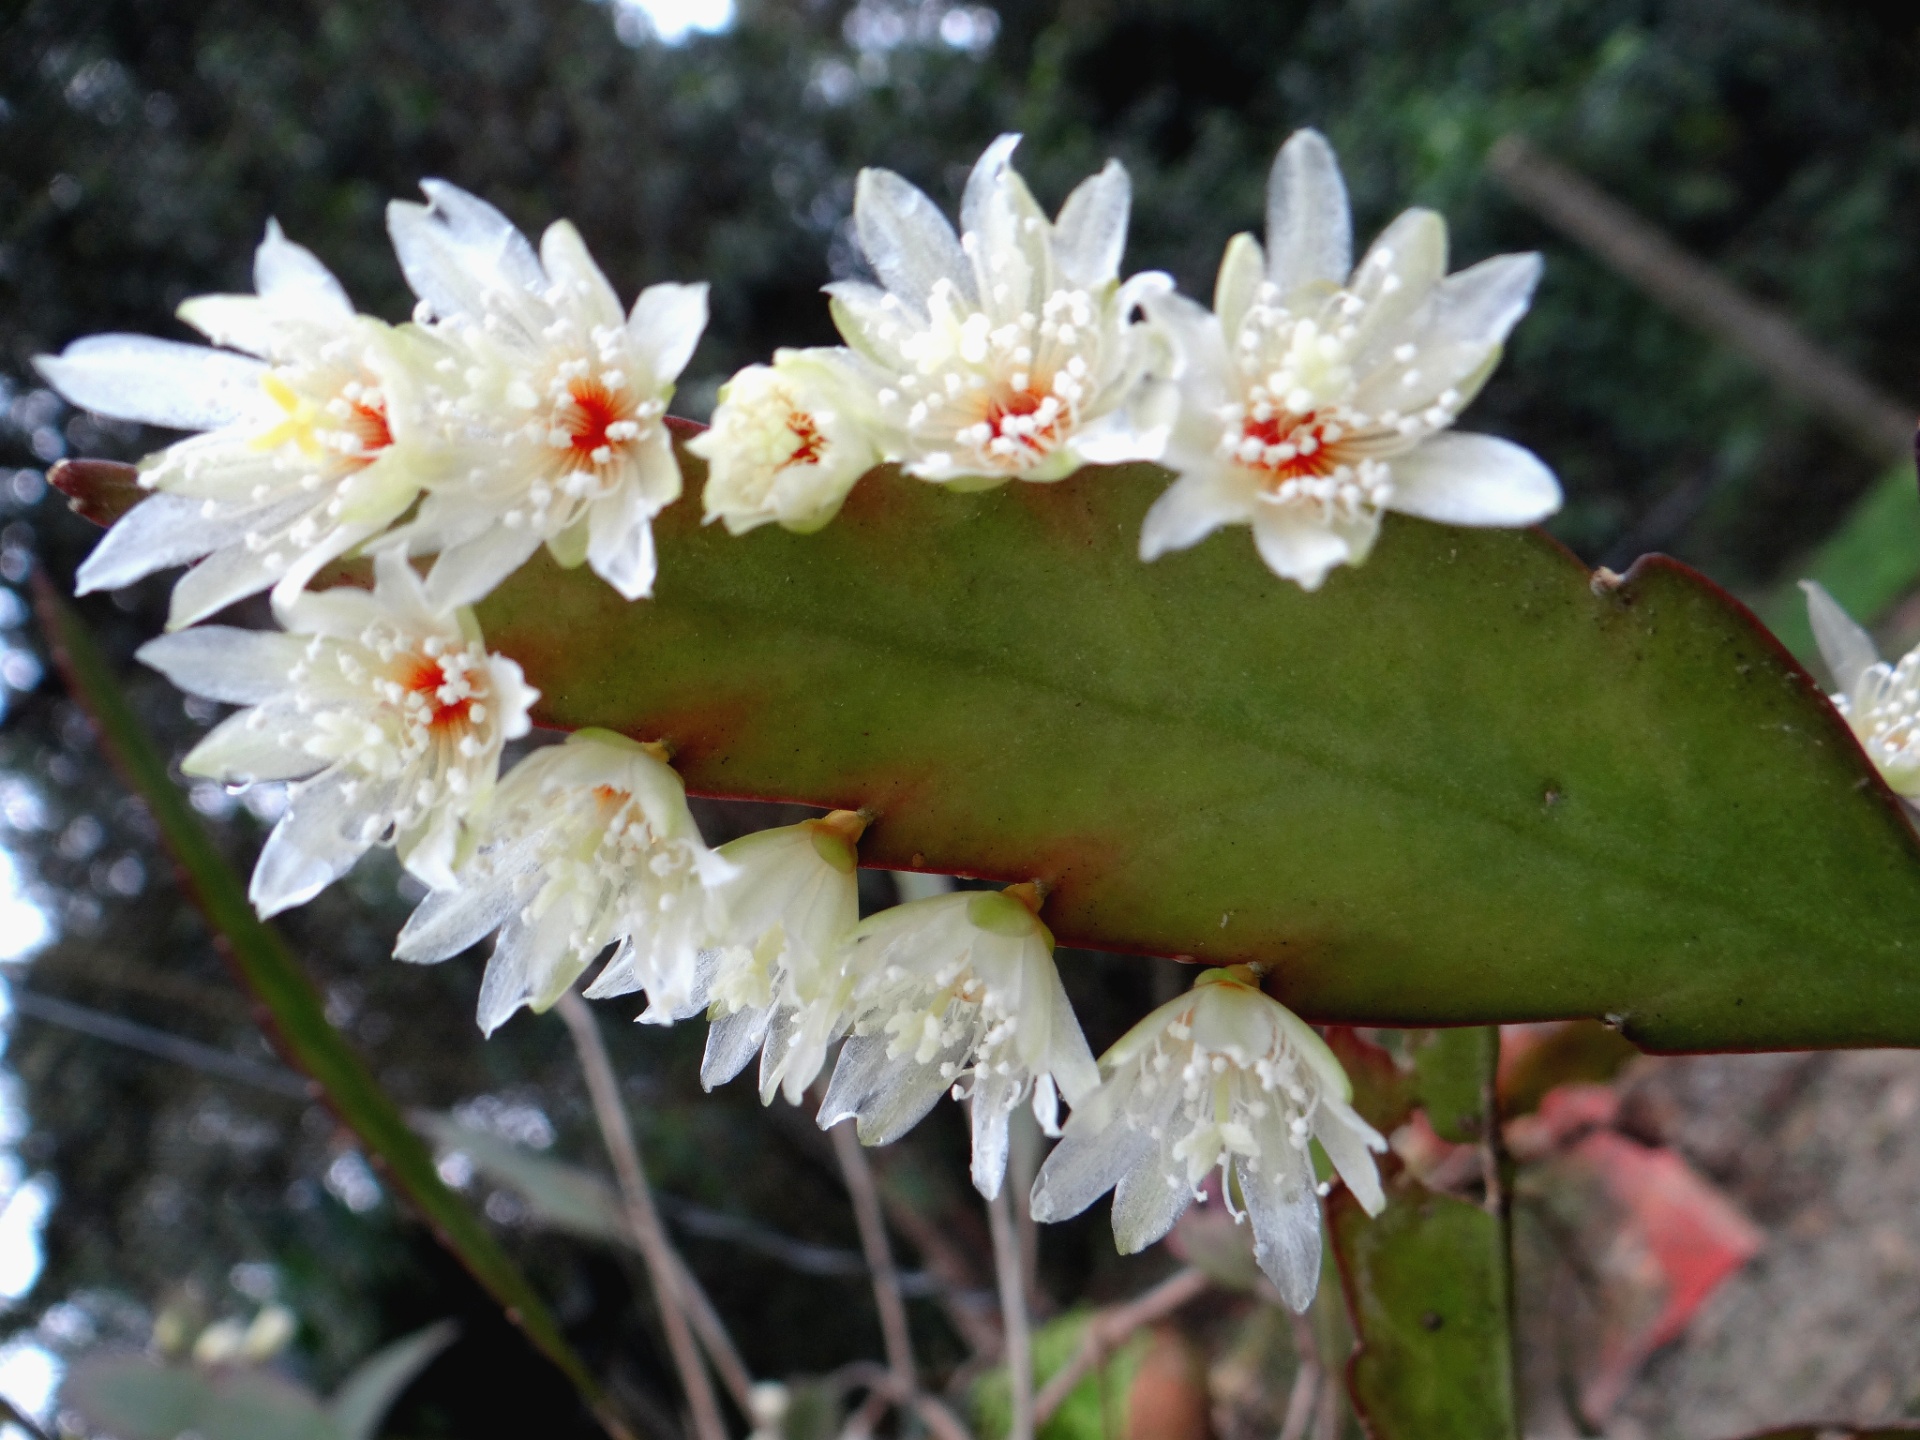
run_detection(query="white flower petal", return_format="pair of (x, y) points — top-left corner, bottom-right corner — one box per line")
(853, 166), (971, 313)
(477, 907), (584, 1035)
(1053, 159), (1131, 289)
(249, 769), (379, 917)
(165, 543), (286, 631)
(1241, 1163), (1323, 1312)
(180, 707), (325, 784)
(1211, 232), (1267, 340)
(819, 1033), (962, 1146)
(35, 336), (273, 432)
(1265, 129), (1352, 297)
(395, 870), (527, 964)
(702, 1004), (773, 1091)
(1386, 432), (1561, 527)
(253, 218), (354, 314)
(1251, 508), (1360, 591)
(1139, 468), (1252, 562)
(1801, 581), (1881, 695)
(1428, 251), (1542, 354)
(627, 282), (710, 384)
(540, 220), (624, 327)
(1028, 1108), (1152, 1224)
(969, 1076), (1021, 1200)
(388, 180), (544, 324)
(76, 494), (233, 594)
(423, 526), (545, 610)
(137, 625), (307, 704)
(586, 484), (662, 601)
(960, 133), (1025, 244)
(1110, 1150), (1191, 1254)
(1315, 1097), (1387, 1217)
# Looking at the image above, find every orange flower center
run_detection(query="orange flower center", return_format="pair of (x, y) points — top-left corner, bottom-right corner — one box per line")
(1240, 411), (1357, 490)
(397, 656), (476, 732)
(562, 378), (637, 470)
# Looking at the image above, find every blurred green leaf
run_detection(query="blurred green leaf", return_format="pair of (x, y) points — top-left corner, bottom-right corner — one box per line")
(1413, 1028), (1500, 1145)
(329, 1320), (459, 1440)
(972, 1309), (1148, 1440)
(34, 582), (631, 1440)
(1498, 1020), (1640, 1118)
(475, 445), (1920, 1050)
(61, 1355), (336, 1440)
(1330, 1177), (1518, 1440)
(417, 1115), (628, 1248)
(1759, 460), (1920, 664)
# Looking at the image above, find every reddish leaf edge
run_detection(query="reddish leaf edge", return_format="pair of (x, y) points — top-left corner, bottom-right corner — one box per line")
(50, 439), (1920, 1055)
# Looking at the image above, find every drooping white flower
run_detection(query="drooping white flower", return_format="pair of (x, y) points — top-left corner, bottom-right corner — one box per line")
(138, 551), (535, 916)
(1028, 966), (1385, 1312)
(700, 811), (867, 1104)
(1139, 129), (1562, 591)
(1802, 580), (1920, 805)
(827, 134), (1174, 488)
(689, 351), (887, 535)
(37, 221), (438, 628)
(395, 729), (734, 1034)
(384, 181), (708, 604)
(819, 883), (1099, 1199)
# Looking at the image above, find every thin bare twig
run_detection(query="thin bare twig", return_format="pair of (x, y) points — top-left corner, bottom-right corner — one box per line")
(1277, 1313), (1320, 1440)
(666, 1248), (756, 1416)
(829, 1119), (918, 1395)
(988, 1182), (1034, 1440)
(828, 1362), (973, 1440)
(1031, 1266), (1211, 1426)
(557, 993), (730, 1440)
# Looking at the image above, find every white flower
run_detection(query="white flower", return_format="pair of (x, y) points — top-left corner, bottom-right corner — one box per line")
(818, 884), (1099, 1199)
(395, 730), (733, 1034)
(689, 351), (886, 535)
(37, 221), (437, 629)
(1802, 580), (1920, 804)
(138, 551), (535, 916)
(827, 133), (1173, 488)
(384, 181), (708, 604)
(1028, 966), (1385, 1312)
(700, 812), (867, 1104)
(1139, 129), (1562, 591)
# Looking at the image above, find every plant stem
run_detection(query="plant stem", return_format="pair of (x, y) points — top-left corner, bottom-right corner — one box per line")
(1277, 1312), (1320, 1440)
(828, 1119), (918, 1398)
(557, 993), (729, 1440)
(1031, 1266), (1210, 1426)
(988, 1181), (1034, 1440)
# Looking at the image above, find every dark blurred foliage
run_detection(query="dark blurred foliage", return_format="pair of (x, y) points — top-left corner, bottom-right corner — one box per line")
(2, 0), (1919, 1432)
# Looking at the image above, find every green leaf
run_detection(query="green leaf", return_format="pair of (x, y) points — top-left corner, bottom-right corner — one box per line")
(33, 582), (632, 1440)
(971, 1309), (1147, 1440)
(1329, 1178), (1517, 1440)
(60, 1355), (335, 1440)
(1758, 460), (1920, 665)
(474, 445), (1920, 1050)
(1412, 1027), (1499, 1145)
(328, 1320), (459, 1440)
(417, 1115), (629, 1247)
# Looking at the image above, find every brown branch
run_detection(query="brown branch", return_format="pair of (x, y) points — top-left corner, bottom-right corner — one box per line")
(987, 1182), (1034, 1440)
(829, 1119), (918, 1396)
(828, 1362), (974, 1440)
(1488, 133), (1915, 463)
(1031, 1266), (1211, 1426)
(1277, 1313), (1320, 1440)
(557, 994), (729, 1440)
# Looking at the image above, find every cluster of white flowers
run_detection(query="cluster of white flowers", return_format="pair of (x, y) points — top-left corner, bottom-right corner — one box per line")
(43, 128), (1572, 1309)
(698, 127), (1562, 587)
